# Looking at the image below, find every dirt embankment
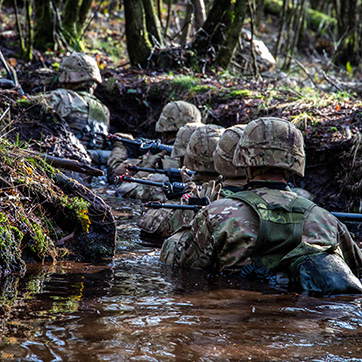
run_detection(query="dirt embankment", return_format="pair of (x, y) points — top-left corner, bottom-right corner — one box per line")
(0, 90), (116, 278)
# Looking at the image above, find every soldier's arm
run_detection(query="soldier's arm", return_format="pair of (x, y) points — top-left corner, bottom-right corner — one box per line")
(337, 220), (362, 277)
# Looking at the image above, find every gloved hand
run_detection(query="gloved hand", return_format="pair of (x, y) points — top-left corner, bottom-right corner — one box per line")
(180, 180), (221, 205)
(199, 180), (221, 202)
(161, 155), (180, 169)
(180, 166), (193, 183)
(142, 151), (165, 168)
(180, 182), (199, 205)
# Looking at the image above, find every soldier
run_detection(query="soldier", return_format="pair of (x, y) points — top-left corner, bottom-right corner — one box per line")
(137, 124), (224, 239)
(46, 52), (110, 154)
(112, 101), (204, 200)
(213, 124), (247, 198)
(160, 117), (362, 296)
(140, 124), (245, 243)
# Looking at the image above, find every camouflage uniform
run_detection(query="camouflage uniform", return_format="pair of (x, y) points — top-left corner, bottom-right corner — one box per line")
(137, 124), (224, 238)
(47, 53), (110, 151)
(160, 117), (362, 296)
(112, 101), (203, 200)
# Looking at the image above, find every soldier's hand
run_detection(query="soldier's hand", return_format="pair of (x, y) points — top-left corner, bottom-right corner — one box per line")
(199, 180), (221, 202)
(180, 166), (193, 183)
(181, 182), (200, 205)
(142, 151), (164, 168)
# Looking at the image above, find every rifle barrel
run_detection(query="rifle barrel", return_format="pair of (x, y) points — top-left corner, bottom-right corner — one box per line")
(119, 175), (165, 188)
(126, 165), (166, 174)
(331, 212), (362, 222)
(108, 134), (173, 155)
(145, 202), (202, 211)
(107, 135), (142, 146)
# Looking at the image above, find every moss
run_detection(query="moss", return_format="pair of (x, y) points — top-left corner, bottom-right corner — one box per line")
(229, 89), (253, 98)
(193, 84), (217, 93)
(60, 195), (91, 234)
(0, 213), (26, 275)
(170, 75), (199, 91)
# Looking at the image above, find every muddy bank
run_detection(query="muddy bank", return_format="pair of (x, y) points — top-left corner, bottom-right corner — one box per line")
(0, 93), (116, 277)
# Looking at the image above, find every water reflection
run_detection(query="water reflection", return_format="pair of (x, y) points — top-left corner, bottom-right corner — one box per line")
(1, 249), (362, 362)
(1, 193), (362, 361)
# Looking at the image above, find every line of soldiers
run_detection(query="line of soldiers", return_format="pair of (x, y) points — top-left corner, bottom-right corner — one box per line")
(44, 52), (362, 296)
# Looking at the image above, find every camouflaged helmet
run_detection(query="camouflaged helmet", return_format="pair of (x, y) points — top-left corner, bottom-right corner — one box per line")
(184, 124), (224, 172)
(58, 52), (102, 85)
(214, 124), (247, 178)
(155, 101), (202, 133)
(233, 117), (305, 177)
(171, 122), (203, 159)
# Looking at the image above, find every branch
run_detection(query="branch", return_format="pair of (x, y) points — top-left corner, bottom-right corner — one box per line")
(24, 150), (104, 176)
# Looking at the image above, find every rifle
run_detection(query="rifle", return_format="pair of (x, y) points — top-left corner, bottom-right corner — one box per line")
(0, 49), (27, 98)
(144, 196), (210, 212)
(331, 212), (362, 223)
(142, 201), (362, 223)
(118, 175), (201, 199)
(107, 134), (173, 156)
(126, 164), (195, 182)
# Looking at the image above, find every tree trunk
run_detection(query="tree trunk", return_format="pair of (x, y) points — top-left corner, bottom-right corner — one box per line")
(180, 3), (193, 47)
(192, 0), (232, 56)
(333, 0), (361, 66)
(143, 0), (164, 46)
(63, 0), (82, 45)
(34, 0), (54, 50)
(215, 0), (247, 68)
(191, 0), (206, 29)
(25, 0), (33, 61)
(62, 0), (92, 48)
(78, 0), (93, 28)
(124, 0), (153, 67)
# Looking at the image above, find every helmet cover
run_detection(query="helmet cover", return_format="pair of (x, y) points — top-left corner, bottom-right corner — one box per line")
(184, 124), (224, 172)
(155, 101), (202, 133)
(171, 122), (203, 158)
(58, 52), (102, 85)
(233, 117), (305, 177)
(214, 124), (247, 178)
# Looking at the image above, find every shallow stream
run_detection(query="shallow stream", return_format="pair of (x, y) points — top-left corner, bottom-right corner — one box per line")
(1, 186), (362, 362)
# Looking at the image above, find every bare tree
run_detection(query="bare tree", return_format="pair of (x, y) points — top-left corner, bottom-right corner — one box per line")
(123, 0), (153, 67)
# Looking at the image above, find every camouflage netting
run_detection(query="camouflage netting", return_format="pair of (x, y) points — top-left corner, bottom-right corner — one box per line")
(0, 92), (116, 278)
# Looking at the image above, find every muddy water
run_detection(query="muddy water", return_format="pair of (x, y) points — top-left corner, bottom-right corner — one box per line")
(1, 186), (362, 362)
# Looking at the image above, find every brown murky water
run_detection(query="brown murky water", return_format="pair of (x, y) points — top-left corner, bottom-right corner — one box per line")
(1, 184), (362, 362)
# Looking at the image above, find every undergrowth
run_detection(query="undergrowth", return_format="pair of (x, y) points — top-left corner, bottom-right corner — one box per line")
(0, 137), (90, 278)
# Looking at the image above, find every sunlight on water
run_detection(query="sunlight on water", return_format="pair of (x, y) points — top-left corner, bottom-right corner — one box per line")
(2, 195), (362, 361)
